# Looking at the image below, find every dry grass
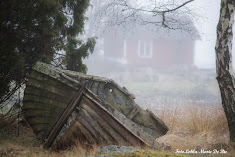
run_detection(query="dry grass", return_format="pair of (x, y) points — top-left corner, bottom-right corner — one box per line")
(150, 100), (235, 156)
(0, 120), (100, 157)
(1, 100), (235, 156)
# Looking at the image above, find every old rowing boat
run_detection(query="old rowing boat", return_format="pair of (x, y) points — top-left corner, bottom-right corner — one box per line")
(23, 62), (168, 149)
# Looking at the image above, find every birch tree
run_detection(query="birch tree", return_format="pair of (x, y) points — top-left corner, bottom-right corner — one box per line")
(216, 0), (235, 142)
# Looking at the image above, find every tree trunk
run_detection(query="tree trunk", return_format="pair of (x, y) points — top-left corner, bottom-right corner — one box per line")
(216, 0), (235, 142)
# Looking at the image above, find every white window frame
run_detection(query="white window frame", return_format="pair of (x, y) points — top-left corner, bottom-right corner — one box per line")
(138, 40), (153, 58)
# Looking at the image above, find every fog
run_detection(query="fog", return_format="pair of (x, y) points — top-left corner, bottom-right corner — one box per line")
(193, 0), (235, 69)
(82, 0), (234, 107)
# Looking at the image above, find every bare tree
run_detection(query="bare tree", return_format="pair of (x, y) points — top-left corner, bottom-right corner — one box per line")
(216, 0), (235, 142)
(93, 0), (199, 37)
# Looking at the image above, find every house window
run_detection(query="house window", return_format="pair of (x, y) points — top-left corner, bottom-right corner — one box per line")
(138, 40), (153, 58)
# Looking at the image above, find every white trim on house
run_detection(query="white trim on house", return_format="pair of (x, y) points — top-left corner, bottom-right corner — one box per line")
(138, 40), (153, 58)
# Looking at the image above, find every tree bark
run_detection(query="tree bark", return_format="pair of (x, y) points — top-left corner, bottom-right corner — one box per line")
(216, 0), (235, 142)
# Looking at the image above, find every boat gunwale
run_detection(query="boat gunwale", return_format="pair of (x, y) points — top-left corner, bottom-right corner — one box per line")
(33, 62), (135, 99)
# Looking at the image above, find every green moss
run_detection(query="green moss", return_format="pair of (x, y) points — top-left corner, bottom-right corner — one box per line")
(101, 149), (186, 157)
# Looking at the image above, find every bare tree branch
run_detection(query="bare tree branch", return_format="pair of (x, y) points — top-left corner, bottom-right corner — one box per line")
(87, 0), (199, 40)
(156, 0), (194, 14)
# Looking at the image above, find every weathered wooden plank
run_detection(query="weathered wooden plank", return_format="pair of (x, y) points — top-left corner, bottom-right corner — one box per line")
(147, 110), (169, 135)
(83, 91), (166, 148)
(29, 70), (77, 91)
(23, 102), (65, 113)
(58, 73), (81, 90)
(73, 120), (96, 144)
(108, 79), (135, 99)
(107, 107), (166, 148)
(56, 63), (134, 98)
(32, 62), (81, 90)
(52, 128), (77, 150)
(80, 106), (114, 144)
(60, 70), (108, 83)
(81, 103), (128, 145)
(90, 81), (100, 95)
(23, 87), (72, 141)
(23, 94), (68, 109)
(110, 87), (126, 106)
(87, 80), (94, 89)
(43, 84), (86, 148)
(111, 87), (135, 115)
(97, 83), (105, 100)
(82, 96), (143, 146)
(52, 119), (93, 150)
(24, 86), (70, 104)
(126, 106), (141, 120)
(25, 116), (55, 125)
(77, 113), (103, 144)
(35, 130), (47, 140)
(80, 79), (88, 85)
(103, 84), (120, 111)
(24, 109), (58, 118)
(109, 109), (156, 146)
(131, 111), (159, 137)
(65, 126), (85, 143)
(26, 78), (76, 99)
(51, 110), (79, 148)
(30, 123), (50, 134)
(25, 111), (59, 138)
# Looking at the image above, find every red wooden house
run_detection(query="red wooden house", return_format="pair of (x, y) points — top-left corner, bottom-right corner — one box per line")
(102, 16), (200, 68)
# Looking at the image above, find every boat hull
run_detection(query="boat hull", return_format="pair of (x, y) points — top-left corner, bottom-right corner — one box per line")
(23, 62), (168, 149)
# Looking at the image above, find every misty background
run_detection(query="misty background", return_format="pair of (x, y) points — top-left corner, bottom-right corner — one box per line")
(81, 0), (235, 107)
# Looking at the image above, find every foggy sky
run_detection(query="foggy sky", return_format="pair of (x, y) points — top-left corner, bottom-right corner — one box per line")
(192, 0), (235, 69)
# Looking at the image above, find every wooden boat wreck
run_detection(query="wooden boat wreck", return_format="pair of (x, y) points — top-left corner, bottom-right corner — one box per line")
(23, 62), (169, 150)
